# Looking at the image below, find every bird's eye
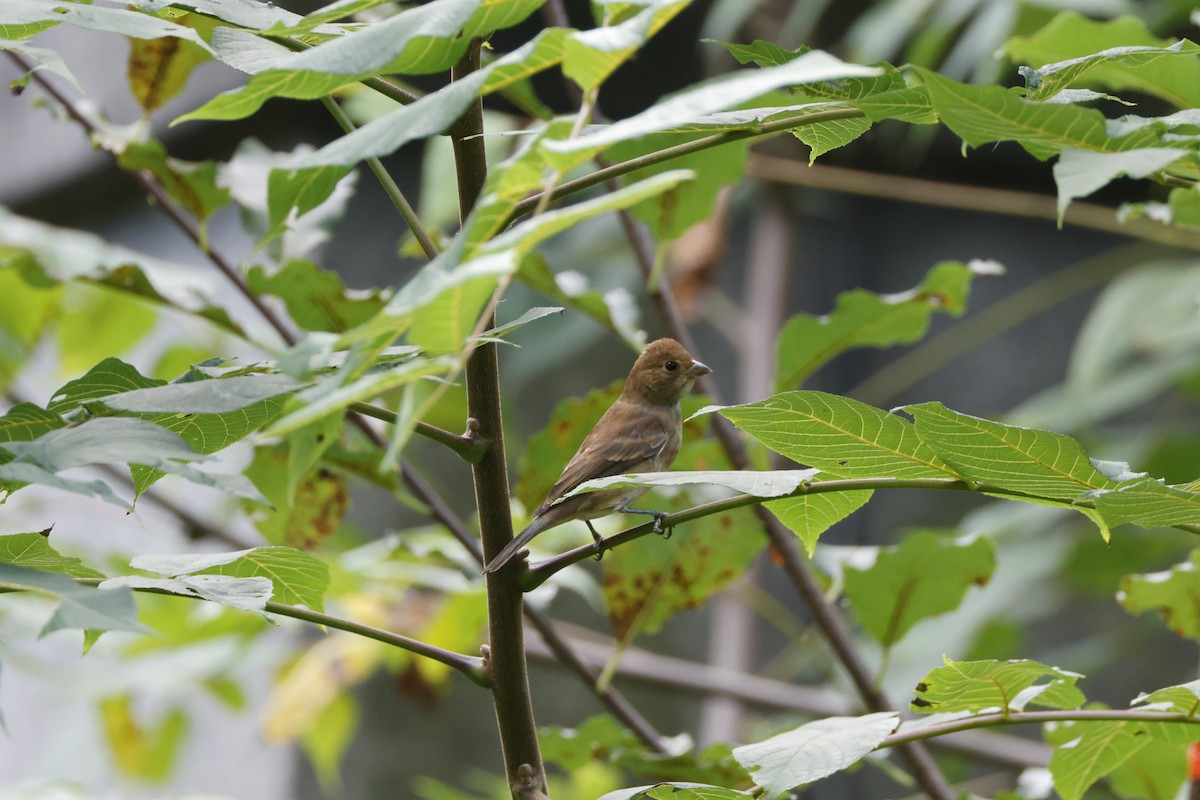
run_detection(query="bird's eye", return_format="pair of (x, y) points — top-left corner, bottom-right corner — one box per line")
(665, 360), (678, 372)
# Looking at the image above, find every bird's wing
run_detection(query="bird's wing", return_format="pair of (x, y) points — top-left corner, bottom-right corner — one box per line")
(538, 404), (672, 512)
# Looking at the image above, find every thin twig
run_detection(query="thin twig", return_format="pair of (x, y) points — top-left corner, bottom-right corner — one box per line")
(506, 108), (868, 224)
(318, 96), (440, 260)
(745, 154), (1200, 253)
(40, 580), (490, 686)
(266, 34), (421, 105)
(525, 624), (1054, 768)
(881, 709), (1200, 751)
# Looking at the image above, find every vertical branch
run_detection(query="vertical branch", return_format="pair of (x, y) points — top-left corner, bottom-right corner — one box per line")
(451, 42), (545, 797)
(619, 210), (957, 800)
(698, 193), (792, 745)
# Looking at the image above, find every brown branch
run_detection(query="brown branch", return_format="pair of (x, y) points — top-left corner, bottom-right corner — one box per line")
(745, 155), (1200, 253)
(451, 40), (545, 799)
(620, 212), (957, 799)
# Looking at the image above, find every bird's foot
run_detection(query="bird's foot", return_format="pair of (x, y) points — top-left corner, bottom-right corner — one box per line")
(586, 521), (605, 561)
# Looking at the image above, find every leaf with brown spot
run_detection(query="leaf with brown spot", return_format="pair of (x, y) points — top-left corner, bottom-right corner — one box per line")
(246, 446), (348, 549)
(601, 440), (760, 639)
(127, 11), (213, 113)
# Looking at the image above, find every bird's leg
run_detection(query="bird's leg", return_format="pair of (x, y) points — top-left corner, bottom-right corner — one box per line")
(586, 520), (605, 561)
(625, 508), (673, 539)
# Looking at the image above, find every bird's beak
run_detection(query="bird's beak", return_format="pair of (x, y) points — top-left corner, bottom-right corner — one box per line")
(688, 360), (712, 378)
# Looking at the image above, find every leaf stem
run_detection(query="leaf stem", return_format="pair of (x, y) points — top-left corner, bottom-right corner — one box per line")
(745, 155), (1200, 252)
(265, 34), (421, 105)
(318, 96), (440, 261)
(522, 475), (1192, 587)
(14, 580), (491, 686)
(506, 107), (868, 224)
(349, 402), (488, 463)
(880, 709), (1200, 751)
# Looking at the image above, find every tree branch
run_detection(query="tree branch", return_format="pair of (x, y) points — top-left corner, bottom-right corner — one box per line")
(506, 108), (868, 225)
(745, 154), (1200, 253)
(881, 708), (1200, 751)
(525, 625), (1054, 769)
(522, 475), (1197, 586)
(12, 580), (490, 686)
(451, 40), (545, 799)
(620, 217), (957, 799)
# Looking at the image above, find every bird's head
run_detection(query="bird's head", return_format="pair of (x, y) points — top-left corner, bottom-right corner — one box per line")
(624, 338), (712, 406)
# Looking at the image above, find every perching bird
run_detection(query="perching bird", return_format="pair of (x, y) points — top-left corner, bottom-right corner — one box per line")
(484, 338), (712, 573)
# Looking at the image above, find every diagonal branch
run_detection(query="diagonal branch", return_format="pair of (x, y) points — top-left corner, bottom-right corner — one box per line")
(617, 208), (958, 799)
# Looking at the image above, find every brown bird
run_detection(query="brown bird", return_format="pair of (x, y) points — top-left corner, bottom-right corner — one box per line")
(484, 338), (711, 573)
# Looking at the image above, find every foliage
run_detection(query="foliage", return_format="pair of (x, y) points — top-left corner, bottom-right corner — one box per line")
(1, 0), (1199, 798)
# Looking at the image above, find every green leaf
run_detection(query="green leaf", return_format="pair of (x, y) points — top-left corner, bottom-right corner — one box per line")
(117, 140), (230, 221)
(244, 445), (348, 549)
(765, 490), (873, 556)
(773, 260), (997, 391)
(918, 68), (1161, 161)
(0, 208), (242, 335)
(0, 415), (265, 505)
(722, 391), (958, 480)
(0, 402), (65, 497)
(563, 0), (691, 90)
(609, 133), (748, 240)
(911, 657), (1085, 714)
(566, 468), (819, 501)
(0, 1), (214, 53)
(477, 306), (564, 341)
(844, 532), (995, 647)
(1053, 147), (1189, 221)
(517, 254), (644, 347)
(100, 372), (304, 414)
(1107, 740), (1189, 800)
(1046, 720), (1152, 800)
(598, 785), (750, 800)
(102, 695), (190, 782)
(715, 44), (910, 161)
(732, 713), (899, 797)
(266, 355), (456, 437)
(0, 37), (82, 90)
(0, 531), (105, 579)
(1119, 549), (1200, 642)
(602, 502), (759, 638)
(543, 49), (881, 169)
(904, 402), (1119, 500)
(1003, 11), (1200, 108)
(125, 547), (330, 612)
(126, 11), (213, 112)
(1121, 184), (1200, 232)
(177, 0), (481, 123)
(542, 714), (751, 788)
(1132, 678), (1200, 715)
(0, 563), (146, 636)
(132, 0), (308, 30)
(103, 573), (274, 612)
(1092, 478), (1200, 530)
(48, 358), (288, 497)
(270, 28), (565, 170)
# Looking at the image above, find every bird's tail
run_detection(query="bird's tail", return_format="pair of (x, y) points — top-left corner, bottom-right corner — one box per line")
(483, 516), (551, 574)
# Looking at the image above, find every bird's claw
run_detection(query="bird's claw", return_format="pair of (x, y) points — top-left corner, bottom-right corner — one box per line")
(650, 513), (672, 539)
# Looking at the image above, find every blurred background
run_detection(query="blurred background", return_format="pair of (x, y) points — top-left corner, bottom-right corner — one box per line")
(3, 0), (1200, 798)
